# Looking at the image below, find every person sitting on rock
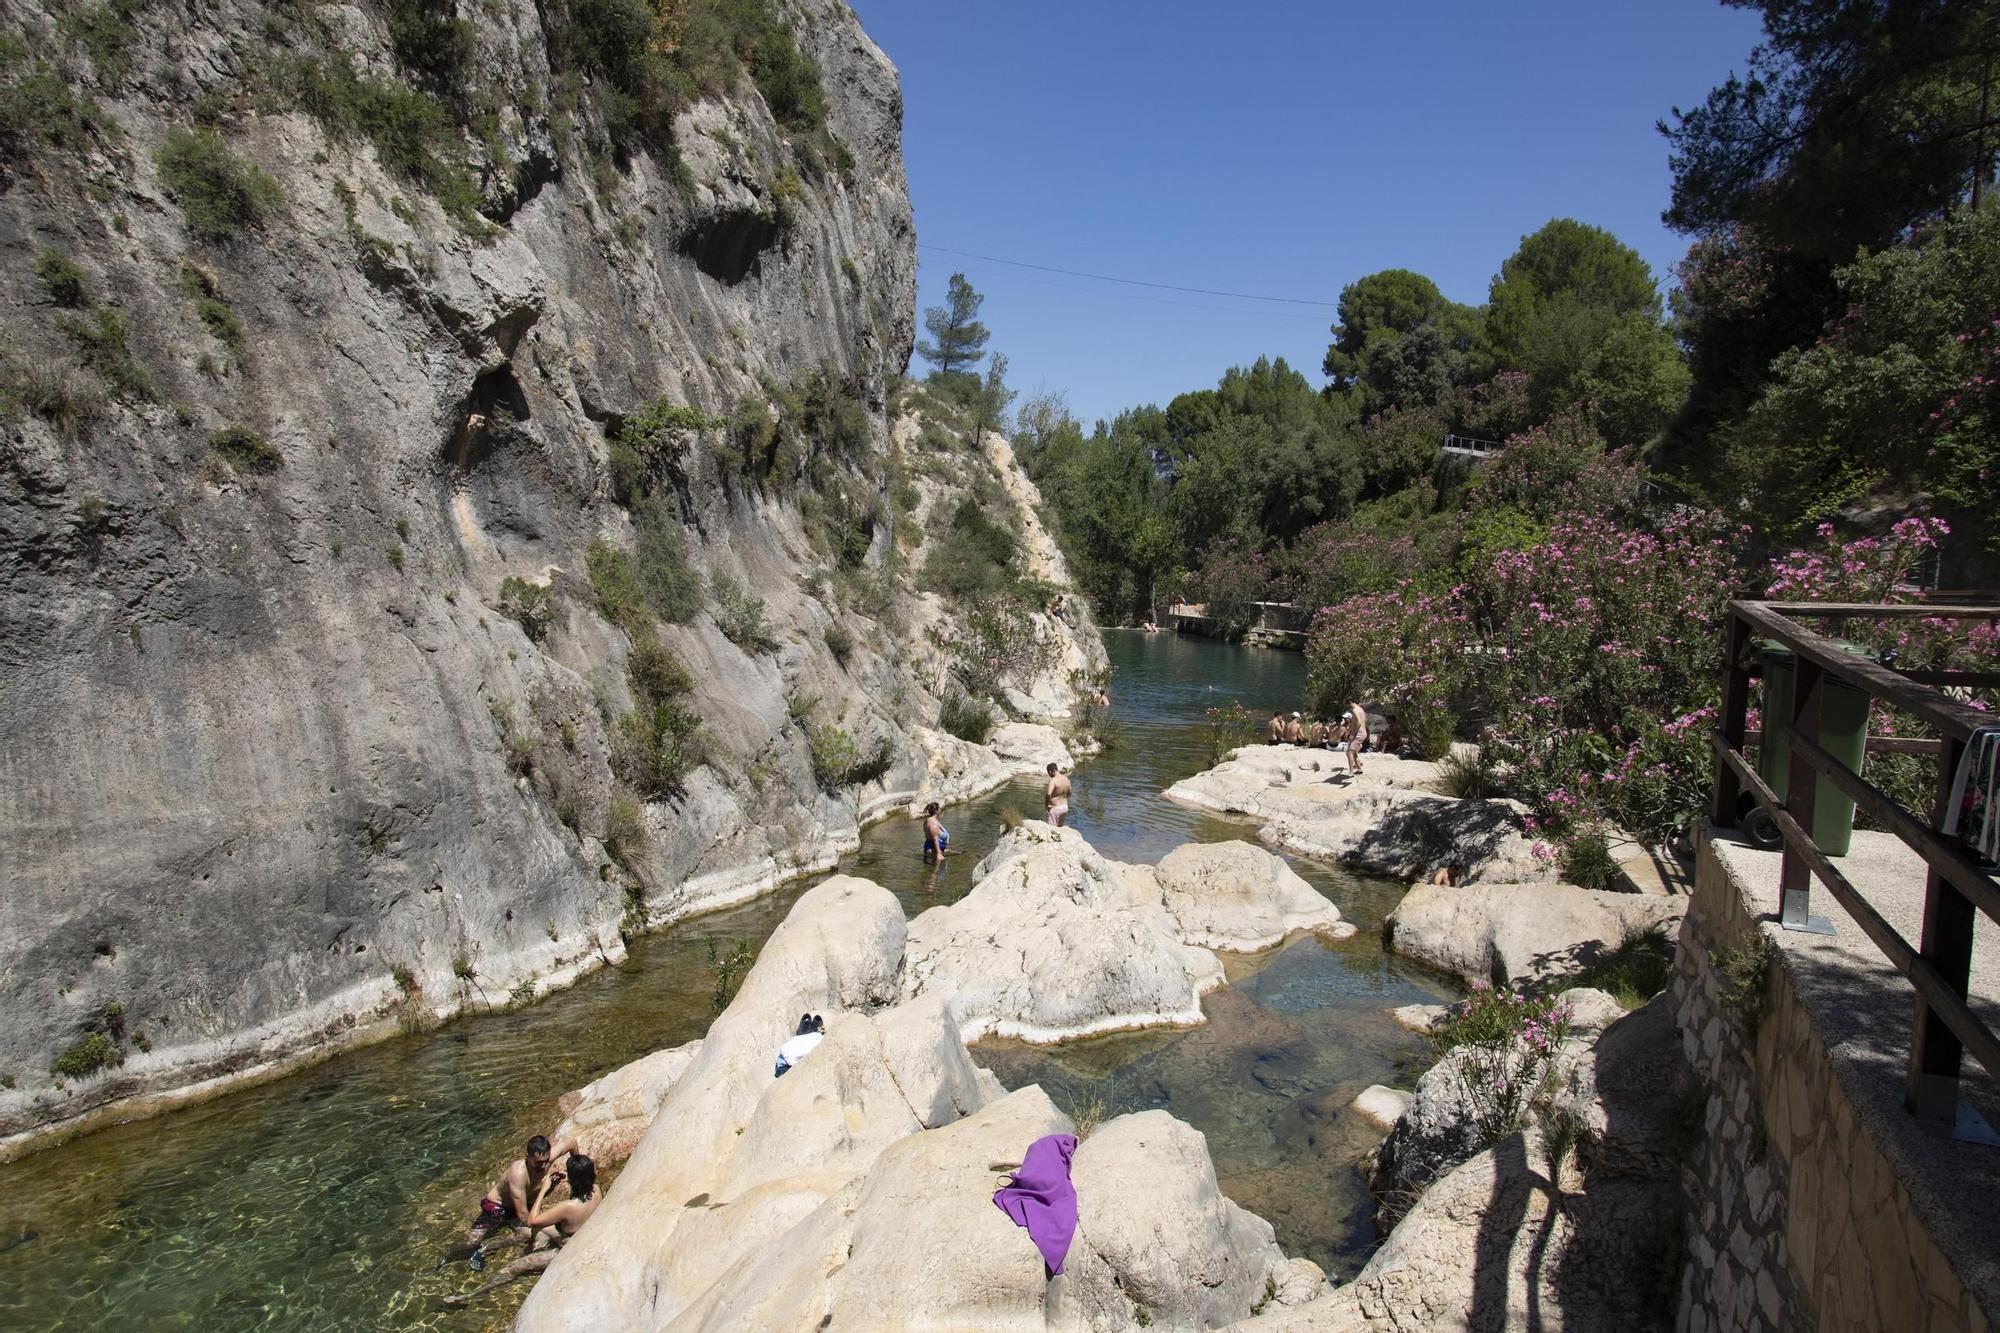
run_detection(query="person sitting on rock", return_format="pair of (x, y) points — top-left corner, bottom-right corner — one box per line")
(1285, 712), (1305, 745)
(1044, 763), (1072, 827)
(775, 1013), (825, 1077)
(1267, 710), (1286, 743)
(1381, 716), (1406, 756)
(466, 1133), (576, 1258)
(445, 1155), (602, 1307)
(922, 802), (950, 861)
(1309, 717), (1329, 748)
(1431, 861), (1463, 887)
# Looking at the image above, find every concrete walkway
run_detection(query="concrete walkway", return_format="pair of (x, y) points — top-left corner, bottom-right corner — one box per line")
(1714, 832), (2000, 1322)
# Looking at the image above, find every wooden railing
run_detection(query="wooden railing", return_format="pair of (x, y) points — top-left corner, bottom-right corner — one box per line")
(1708, 599), (2000, 1137)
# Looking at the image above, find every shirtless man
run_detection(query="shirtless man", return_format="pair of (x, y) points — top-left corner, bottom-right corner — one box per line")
(1267, 710), (1285, 744)
(1285, 712), (1305, 745)
(447, 1154), (603, 1306)
(1044, 762), (1072, 828)
(466, 1133), (576, 1254)
(1345, 702), (1368, 775)
(1309, 717), (1329, 748)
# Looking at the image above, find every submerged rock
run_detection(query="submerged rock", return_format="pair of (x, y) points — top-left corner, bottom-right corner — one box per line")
(903, 823), (1226, 1043)
(1384, 882), (1684, 989)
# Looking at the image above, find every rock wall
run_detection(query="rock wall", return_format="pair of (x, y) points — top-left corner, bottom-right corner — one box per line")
(0, 0), (1104, 1154)
(1670, 835), (1995, 1333)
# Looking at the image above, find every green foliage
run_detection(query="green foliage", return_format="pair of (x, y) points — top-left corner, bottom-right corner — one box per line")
(1428, 988), (1576, 1150)
(1714, 930), (1776, 1039)
(613, 635), (705, 796)
(56, 308), (151, 400)
(917, 272), (991, 376)
(154, 128), (284, 242)
(451, 950), (477, 981)
(627, 634), (693, 703)
(208, 425), (281, 474)
(706, 938), (754, 1015)
(1323, 268), (1486, 414)
(610, 400), (725, 506)
(923, 496), (1020, 598)
(1572, 923), (1676, 1009)
(1202, 700), (1258, 765)
(61, 0), (142, 84)
(632, 501), (705, 623)
(1436, 749), (1500, 800)
(710, 573), (775, 651)
(0, 34), (119, 162)
(823, 620), (855, 664)
(497, 576), (555, 641)
(508, 978), (538, 1008)
(1557, 826), (1620, 891)
(939, 691), (993, 744)
(805, 718), (858, 791)
(587, 537), (652, 635)
(282, 56), (483, 227)
(50, 1030), (121, 1080)
(603, 787), (650, 870)
(34, 249), (87, 307)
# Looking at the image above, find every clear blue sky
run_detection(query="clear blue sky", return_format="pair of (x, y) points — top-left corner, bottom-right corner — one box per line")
(848, 0), (1766, 428)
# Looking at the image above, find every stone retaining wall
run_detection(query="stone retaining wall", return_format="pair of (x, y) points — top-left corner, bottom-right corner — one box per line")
(1670, 833), (1993, 1333)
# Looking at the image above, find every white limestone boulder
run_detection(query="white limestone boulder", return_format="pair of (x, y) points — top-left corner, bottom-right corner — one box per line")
(903, 824), (1225, 1042)
(552, 1038), (703, 1166)
(518, 875), (920, 1330)
(909, 724), (1016, 812)
(987, 720), (1076, 774)
(1153, 840), (1355, 951)
(1384, 882), (1685, 989)
(1056, 1110), (1310, 1329)
(1350, 1085), (1414, 1132)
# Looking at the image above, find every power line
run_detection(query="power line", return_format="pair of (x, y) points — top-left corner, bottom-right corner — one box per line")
(917, 243), (1340, 309)
(931, 254), (1332, 323)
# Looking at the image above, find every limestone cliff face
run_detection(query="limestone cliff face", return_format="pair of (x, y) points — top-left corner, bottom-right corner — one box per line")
(0, 0), (1103, 1152)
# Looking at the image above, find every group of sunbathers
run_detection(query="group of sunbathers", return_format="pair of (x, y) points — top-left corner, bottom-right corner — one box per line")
(1267, 704), (1403, 774)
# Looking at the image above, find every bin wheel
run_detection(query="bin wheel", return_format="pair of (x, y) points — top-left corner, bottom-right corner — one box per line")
(1743, 806), (1782, 850)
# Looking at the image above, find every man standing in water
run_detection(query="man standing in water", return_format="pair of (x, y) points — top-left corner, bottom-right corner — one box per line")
(1045, 762), (1072, 827)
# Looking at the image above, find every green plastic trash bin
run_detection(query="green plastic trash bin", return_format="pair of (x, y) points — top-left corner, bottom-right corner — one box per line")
(1755, 638), (1871, 857)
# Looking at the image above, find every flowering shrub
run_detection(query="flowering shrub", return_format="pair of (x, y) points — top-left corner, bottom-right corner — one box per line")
(1303, 586), (1471, 755)
(1432, 987), (1576, 1148)
(1194, 538), (1270, 638)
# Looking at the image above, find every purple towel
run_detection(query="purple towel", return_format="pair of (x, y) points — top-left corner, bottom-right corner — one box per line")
(992, 1133), (1079, 1275)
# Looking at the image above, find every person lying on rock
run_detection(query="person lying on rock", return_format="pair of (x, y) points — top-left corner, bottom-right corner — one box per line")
(1044, 762), (1072, 827)
(445, 1155), (602, 1307)
(775, 1013), (825, 1077)
(923, 802), (950, 861)
(465, 1133), (577, 1259)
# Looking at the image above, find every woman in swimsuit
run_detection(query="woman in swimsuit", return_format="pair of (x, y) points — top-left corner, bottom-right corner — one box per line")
(446, 1155), (602, 1306)
(922, 802), (950, 861)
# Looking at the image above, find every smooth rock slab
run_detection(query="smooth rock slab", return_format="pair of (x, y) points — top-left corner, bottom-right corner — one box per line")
(553, 1038), (704, 1166)
(1385, 881), (1686, 989)
(1351, 1085), (1414, 1132)
(1154, 839), (1356, 951)
(904, 823), (1225, 1042)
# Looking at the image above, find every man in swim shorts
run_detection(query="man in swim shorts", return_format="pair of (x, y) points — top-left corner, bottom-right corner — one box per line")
(922, 801), (950, 860)
(467, 1133), (576, 1254)
(1045, 762), (1072, 827)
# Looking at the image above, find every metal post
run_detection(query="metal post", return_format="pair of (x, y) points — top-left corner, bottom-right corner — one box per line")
(1906, 732), (1985, 1137)
(1778, 659), (1834, 934)
(1712, 610), (1751, 827)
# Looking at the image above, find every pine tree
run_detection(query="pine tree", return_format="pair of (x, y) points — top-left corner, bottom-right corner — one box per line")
(916, 272), (990, 376)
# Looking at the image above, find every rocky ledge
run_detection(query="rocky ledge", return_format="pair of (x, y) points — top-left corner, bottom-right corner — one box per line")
(516, 840), (1341, 1330)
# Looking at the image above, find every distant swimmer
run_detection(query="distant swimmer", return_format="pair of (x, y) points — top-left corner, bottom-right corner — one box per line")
(1045, 762), (1072, 827)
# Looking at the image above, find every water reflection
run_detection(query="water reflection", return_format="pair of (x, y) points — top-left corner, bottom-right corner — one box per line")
(0, 631), (1448, 1328)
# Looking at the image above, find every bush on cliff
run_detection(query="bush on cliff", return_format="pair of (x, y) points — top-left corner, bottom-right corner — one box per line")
(154, 128), (283, 242)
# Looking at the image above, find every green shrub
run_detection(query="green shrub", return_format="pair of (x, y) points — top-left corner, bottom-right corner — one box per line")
(56, 308), (151, 400)
(451, 950), (476, 980)
(386, 544), (405, 571)
(1714, 930), (1776, 1038)
(61, 0), (142, 85)
(614, 699), (706, 795)
(282, 56), (482, 226)
(50, 1030), (120, 1080)
(508, 978), (537, 1008)
(823, 620), (855, 664)
(840, 256), (860, 289)
(0, 37), (119, 162)
(710, 573), (775, 652)
(806, 719), (858, 791)
(34, 249), (87, 307)
(1437, 749), (1500, 800)
(633, 502), (704, 623)
(940, 691), (993, 744)
(627, 635), (693, 705)
(587, 537), (652, 635)
(1, 355), (100, 436)
(1571, 922), (1677, 1009)
(154, 127), (283, 242)
(208, 425), (281, 474)
(923, 497), (1020, 598)
(1558, 826), (1620, 891)
(603, 787), (650, 869)
(497, 575), (555, 641)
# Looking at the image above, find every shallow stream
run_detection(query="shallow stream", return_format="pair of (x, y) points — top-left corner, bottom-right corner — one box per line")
(0, 631), (1451, 1330)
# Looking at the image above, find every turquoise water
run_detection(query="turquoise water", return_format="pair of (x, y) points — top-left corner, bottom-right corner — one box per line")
(0, 631), (1449, 1329)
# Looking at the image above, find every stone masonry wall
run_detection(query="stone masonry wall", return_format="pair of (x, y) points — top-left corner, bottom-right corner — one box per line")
(1670, 832), (1994, 1333)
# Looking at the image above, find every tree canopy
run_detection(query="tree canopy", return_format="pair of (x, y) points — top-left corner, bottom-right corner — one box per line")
(916, 272), (991, 379)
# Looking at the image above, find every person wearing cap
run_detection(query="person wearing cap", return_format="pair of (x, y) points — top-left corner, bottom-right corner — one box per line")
(1285, 712), (1304, 745)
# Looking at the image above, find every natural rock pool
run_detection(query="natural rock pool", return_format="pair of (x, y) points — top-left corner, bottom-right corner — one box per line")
(0, 631), (1451, 1330)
